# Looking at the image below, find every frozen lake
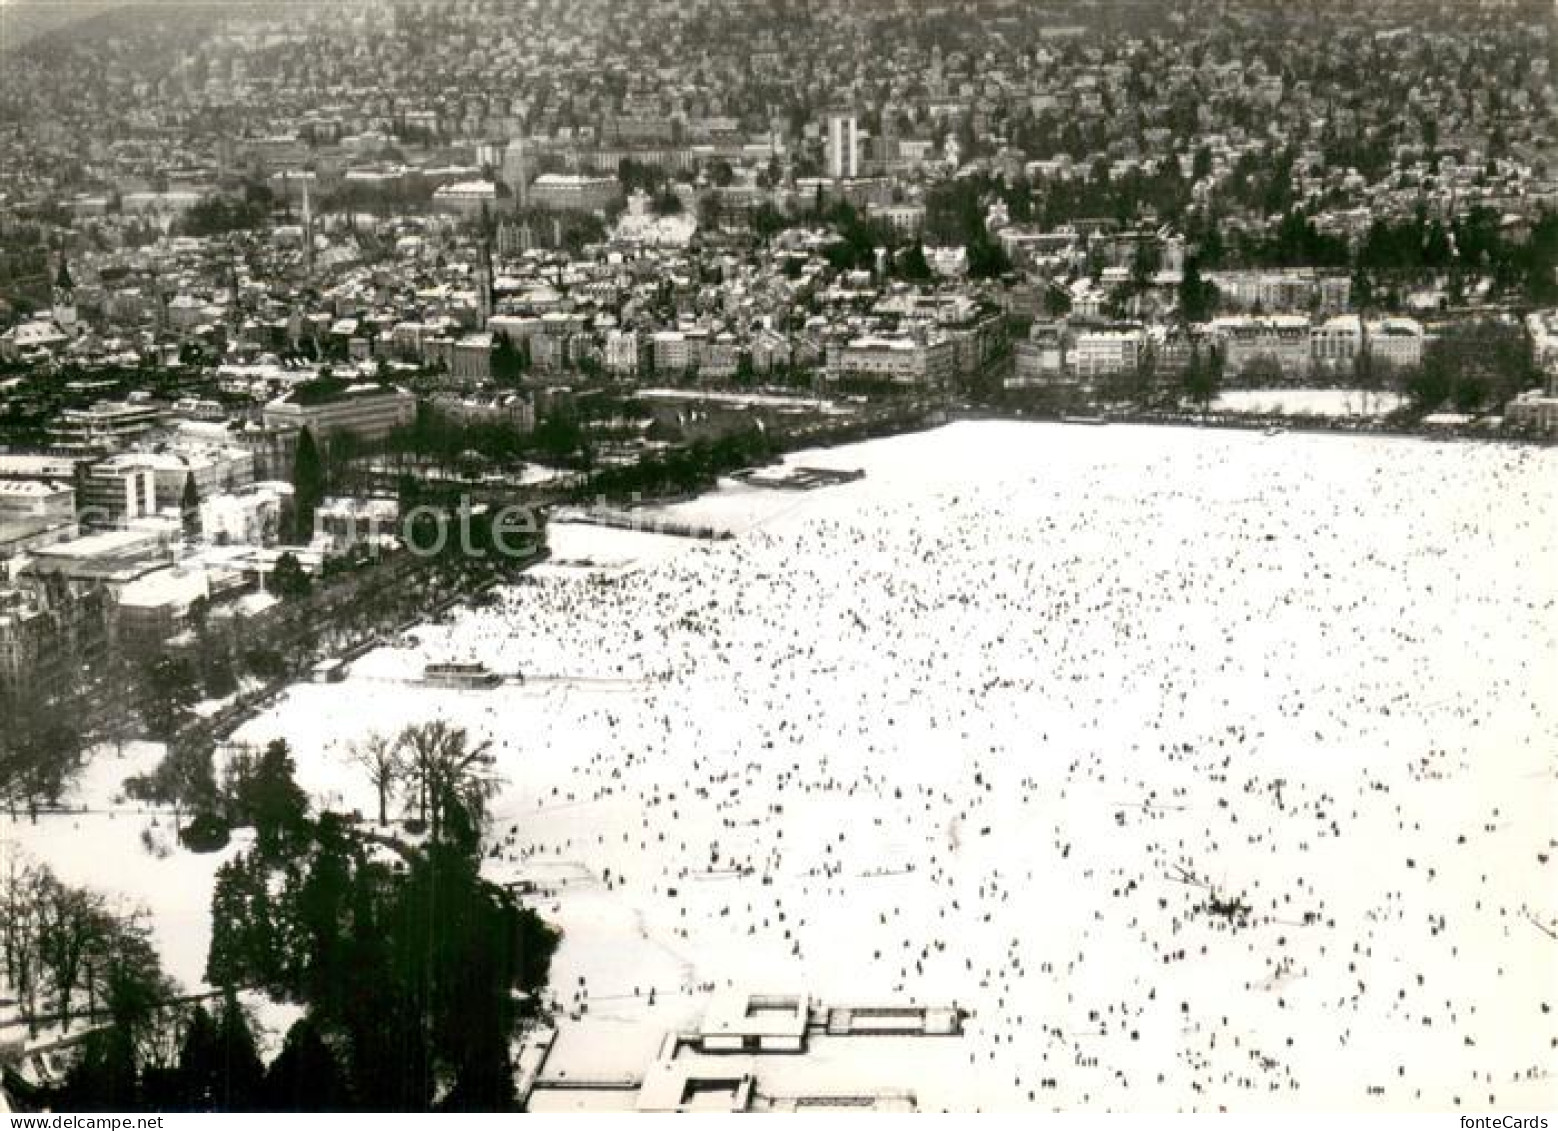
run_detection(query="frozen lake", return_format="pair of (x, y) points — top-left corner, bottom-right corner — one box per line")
(22, 421), (1557, 1110)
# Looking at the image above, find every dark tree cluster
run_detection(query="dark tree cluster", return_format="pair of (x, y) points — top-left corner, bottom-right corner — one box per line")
(177, 195), (273, 238)
(1, 859), (181, 1113)
(28, 730), (559, 1114)
(200, 735), (558, 1112)
(0, 684), (88, 820)
(1404, 318), (1539, 413)
(922, 177), (1012, 279)
(577, 425), (776, 503)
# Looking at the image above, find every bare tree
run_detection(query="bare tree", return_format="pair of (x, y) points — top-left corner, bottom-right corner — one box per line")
(0, 854), (166, 1033)
(0, 856), (45, 1019)
(34, 873), (113, 1028)
(396, 720), (499, 845)
(346, 730), (404, 825)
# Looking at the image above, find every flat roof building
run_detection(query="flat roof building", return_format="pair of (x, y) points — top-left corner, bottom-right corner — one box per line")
(530, 173), (623, 215)
(263, 383), (416, 443)
(699, 991), (810, 1054)
(50, 401), (167, 453)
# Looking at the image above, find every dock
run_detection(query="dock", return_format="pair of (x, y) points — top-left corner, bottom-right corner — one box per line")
(737, 466), (866, 491)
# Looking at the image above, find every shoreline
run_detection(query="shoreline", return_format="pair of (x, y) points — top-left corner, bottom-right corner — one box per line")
(949, 404), (1558, 447)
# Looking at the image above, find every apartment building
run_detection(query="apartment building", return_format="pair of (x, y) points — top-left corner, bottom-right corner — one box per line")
(826, 336), (957, 387)
(1072, 328), (1145, 380)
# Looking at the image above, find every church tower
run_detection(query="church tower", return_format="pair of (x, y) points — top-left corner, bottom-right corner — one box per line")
(475, 238), (494, 329)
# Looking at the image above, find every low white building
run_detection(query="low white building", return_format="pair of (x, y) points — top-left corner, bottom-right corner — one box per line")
(1072, 328), (1144, 380)
(529, 173), (622, 214)
(315, 496), (400, 556)
(1505, 389), (1558, 432)
(431, 180), (500, 219)
(199, 483), (288, 548)
(1367, 317), (1425, 371)
(1529, 310), (1558, 376)
(0, 320), (68, 361)
(698, 991), (810, 1054)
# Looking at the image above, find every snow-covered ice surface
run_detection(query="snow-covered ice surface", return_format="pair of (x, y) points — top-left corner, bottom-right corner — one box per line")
(13, 422), (1556, 1110)
(1212, 388), (1406, 417)
(237, 423), (1558, 1110)
(534, 523), (691, 577)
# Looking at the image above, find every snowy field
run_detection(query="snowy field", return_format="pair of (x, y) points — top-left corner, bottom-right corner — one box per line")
(1212, 388), (1406, 417)
(12, 421), (1556, 1110)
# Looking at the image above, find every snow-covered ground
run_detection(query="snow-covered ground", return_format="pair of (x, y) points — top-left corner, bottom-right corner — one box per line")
(5, 741), (245, 989)
(10, 422), (1556, 1110)
(1212, 388), (1406, 417)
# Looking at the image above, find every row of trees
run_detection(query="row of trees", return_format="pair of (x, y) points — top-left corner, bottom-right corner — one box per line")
(56, 975), (520, 1112)
(344, 721), (497, 844)
(921, 178), (1013, 279)
(0, 857), (173, 1035)
(127, 722), (503, 871)
(575, 424), (777, 503)
(1404, 319), (1541, 414)
(0, 683), (88, 820)
(176, 192), (274, 239)
(1016, 318), (1539, 422)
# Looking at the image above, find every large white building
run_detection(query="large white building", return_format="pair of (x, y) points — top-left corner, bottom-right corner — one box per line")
(78, 459), (159, 527)
(1312, 315), (1425, 375)
(1072, 328), (1144, 380)
(529, 173), (622, 214)
(867, 203), (926, 235)
(1213, 315), (1313, 379)
(263, 384), (416, 443)
(0, 480), (75, 527)
(103, 447), (257, 511)
(1310, 315), (1365, 371)
(827, 112), (860, 180)
(652, 331), (693, 376)
(50, 400), (166, 452)
(605, 329), (643, 376)
(431, 180), (500, 219)
(1208, 270), (1351, 315)
(200, 484), (287, 547)
(825, 336), (956, 387)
